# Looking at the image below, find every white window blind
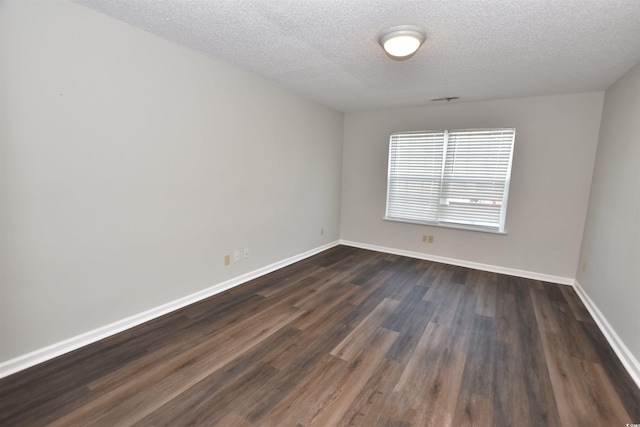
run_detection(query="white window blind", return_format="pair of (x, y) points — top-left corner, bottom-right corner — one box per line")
(385, 128), (515, 233)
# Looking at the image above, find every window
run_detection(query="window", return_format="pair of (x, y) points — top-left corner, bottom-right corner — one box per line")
(385, 128), (515, 233)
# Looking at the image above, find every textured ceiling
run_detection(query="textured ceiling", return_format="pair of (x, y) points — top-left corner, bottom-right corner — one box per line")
(73, 0), (640, 112)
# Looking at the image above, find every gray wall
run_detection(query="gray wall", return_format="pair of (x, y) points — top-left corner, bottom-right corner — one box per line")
(341, 93), (604, 280)
(577, 61), (640, 366)
(0, 1), (344, 362)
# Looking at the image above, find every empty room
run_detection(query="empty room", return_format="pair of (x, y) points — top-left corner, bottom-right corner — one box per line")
(1, 0), (639, 425)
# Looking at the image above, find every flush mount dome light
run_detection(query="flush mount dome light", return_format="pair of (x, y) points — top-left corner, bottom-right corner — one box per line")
(378, 25), (426, 59)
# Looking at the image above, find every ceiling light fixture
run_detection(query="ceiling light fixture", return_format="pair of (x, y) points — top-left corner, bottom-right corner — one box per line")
(378, 25), (426, 59)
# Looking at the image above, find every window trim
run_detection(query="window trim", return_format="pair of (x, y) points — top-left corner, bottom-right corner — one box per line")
(382, 216), (508, 235)
(384, 127), (515, 234)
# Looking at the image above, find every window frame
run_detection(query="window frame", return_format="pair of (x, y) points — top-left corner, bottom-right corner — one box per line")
(384, 128), (515, 234)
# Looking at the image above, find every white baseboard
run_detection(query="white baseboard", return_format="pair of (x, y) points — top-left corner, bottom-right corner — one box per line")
(0, 241), (340, 380)
(339, 240), (574, 285)
(573, 280), (640, 389)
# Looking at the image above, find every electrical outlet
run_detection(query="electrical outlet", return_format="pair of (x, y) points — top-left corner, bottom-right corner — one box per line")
(224, 255), (230, 266)
(244, 248), (249, 258)
(422, 235), (434, 243)
(234, 251), (240, 262)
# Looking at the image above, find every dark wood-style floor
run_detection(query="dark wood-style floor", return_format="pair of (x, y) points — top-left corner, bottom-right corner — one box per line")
(1, 245), (639, 426)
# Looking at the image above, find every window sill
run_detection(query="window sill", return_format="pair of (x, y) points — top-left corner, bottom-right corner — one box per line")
(383, 217), (508, 235)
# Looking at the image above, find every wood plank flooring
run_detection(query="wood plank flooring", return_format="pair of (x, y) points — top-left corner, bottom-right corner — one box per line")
(1, 245), (639, 426)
